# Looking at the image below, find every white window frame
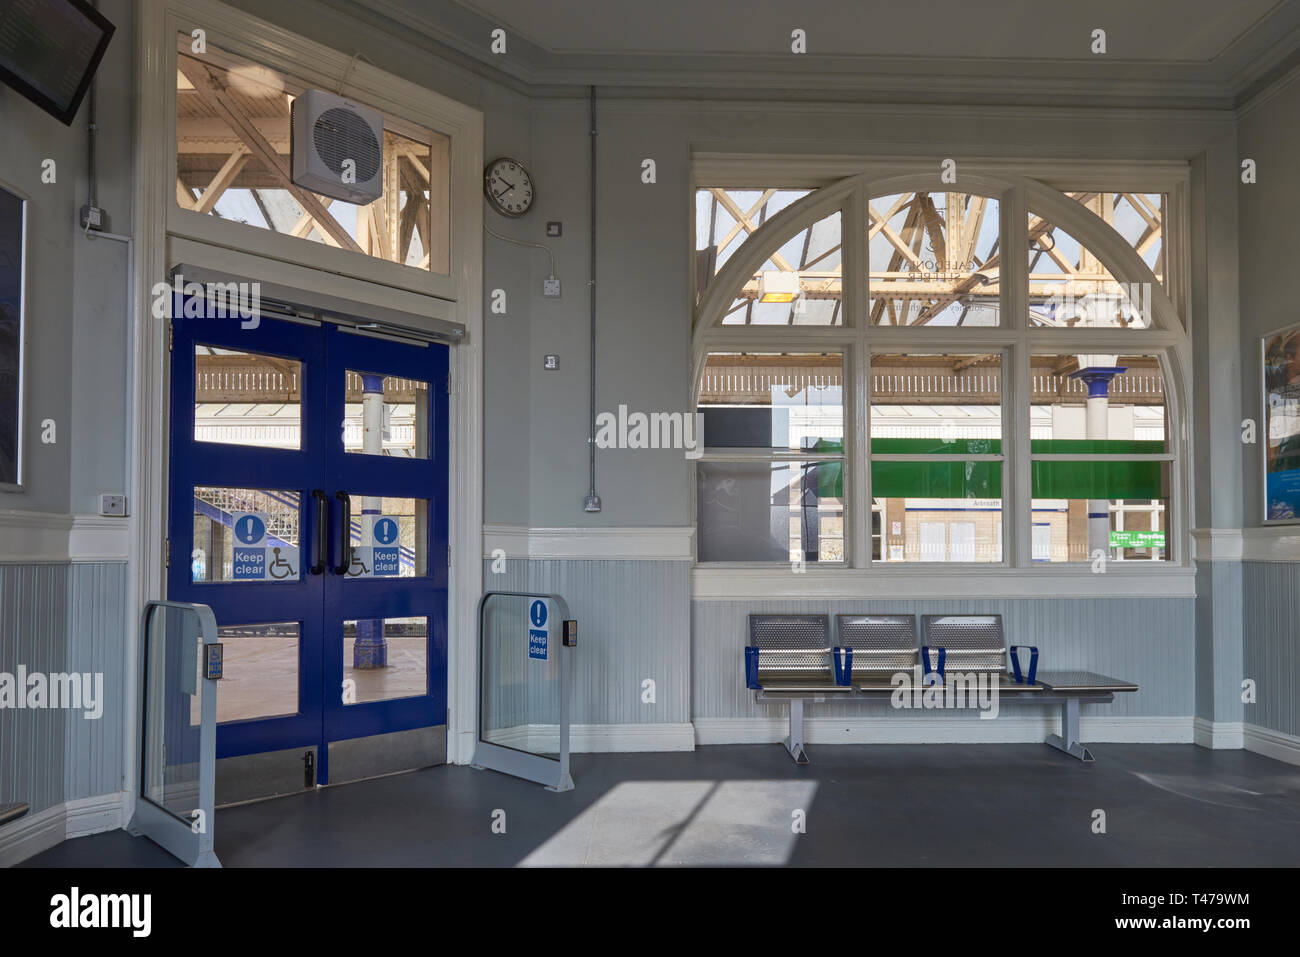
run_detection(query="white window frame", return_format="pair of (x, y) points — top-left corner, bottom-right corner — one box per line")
(690, 159), (1192, 600)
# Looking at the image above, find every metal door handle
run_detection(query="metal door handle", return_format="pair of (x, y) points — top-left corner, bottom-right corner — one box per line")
(310, 489), (327, 574)
(332, 491), (351, 575)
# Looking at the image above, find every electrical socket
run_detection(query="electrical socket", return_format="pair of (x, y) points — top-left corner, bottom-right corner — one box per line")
(543, 278), (561, 297)
(99, 493), (127, 516)
(80, 205), (104, 231)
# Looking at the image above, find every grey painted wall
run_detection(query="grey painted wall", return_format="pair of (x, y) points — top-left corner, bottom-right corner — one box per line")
(0, 0), (134, 829)
(1242, 561), (1300, 737)
(0, 0), (134, 516)
(1194, 559), (1244, 724)
(64, 563), (129, 801)
(0, 564), (68, 815)
(694, 597), (1196, 721)
(1239, 74), (1300, 524)
(485, 559), (691, 726)
(1237, 73), (1300, 738)
(0, 562), (127, 818)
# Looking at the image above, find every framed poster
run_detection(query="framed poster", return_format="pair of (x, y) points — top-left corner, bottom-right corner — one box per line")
(1262, 323), (1300, 522)
(0, 182), (26, 490)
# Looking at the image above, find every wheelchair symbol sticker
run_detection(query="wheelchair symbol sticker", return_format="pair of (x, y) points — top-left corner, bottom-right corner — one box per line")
(373, 517), (399, 546)
(267, 546), (297, 579)
(530, 600), (547, 628)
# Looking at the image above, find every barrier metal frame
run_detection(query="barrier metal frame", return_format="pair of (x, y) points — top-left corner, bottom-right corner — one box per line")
(126, 600), (221, 867)
(472, 591), (574, 791)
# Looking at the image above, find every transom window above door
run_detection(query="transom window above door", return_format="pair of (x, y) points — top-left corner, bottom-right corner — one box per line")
(174, 34), (450, 275)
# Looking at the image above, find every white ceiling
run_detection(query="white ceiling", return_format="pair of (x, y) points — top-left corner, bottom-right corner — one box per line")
(346, 0), (1300, 107)
(456, 0), (1280, 61)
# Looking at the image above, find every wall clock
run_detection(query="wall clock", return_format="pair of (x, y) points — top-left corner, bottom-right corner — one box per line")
(483, 157), (534, 218)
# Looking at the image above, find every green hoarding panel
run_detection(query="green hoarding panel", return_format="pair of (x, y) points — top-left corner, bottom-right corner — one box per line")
(870, 461), (1002, 499)
(800, 439), (1164, 500)
(1029, 460), (1165, 499)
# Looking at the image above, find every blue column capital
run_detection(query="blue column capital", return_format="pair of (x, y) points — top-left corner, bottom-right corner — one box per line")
(1069, 366), (1128, 399)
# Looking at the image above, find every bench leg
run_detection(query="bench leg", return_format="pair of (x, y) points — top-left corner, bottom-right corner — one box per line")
(783, 698), (809, 765)
(1045, 697), (1094, 762)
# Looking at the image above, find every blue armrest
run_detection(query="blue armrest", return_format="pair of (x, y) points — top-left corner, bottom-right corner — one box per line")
(831, 646), (854, 686)
(745, 646), (763, 690)
(1009, 645), (1039, 685)
(920, 645), (946, 686)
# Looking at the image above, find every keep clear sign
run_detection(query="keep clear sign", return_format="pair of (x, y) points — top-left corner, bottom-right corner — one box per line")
(231, 511), (299, 581)
(528, 599), (549, 660)
(347, 515), (401, 578)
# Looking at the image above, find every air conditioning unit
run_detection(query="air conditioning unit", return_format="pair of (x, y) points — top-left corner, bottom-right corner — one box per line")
(290, 89), (384, 204)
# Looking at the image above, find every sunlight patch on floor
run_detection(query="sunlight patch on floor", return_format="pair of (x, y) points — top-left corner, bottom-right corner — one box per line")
(519, 779), (818, 867)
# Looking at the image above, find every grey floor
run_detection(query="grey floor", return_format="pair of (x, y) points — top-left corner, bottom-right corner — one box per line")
(21, 744), (1300, 867)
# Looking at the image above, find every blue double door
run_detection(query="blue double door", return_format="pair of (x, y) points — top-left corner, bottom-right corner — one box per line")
(168, 303), (448, 789)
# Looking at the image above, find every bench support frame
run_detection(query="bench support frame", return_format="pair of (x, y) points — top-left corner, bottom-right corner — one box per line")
(758, 690), (1115, 765)
(1045, 697), (1093, 762)
(783, 698), (809, 765)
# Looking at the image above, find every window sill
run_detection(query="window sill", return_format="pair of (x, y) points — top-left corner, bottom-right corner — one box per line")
(691, 563), (1194, 600)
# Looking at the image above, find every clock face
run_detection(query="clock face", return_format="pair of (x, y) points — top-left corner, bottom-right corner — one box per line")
(484, 158), (534, 217)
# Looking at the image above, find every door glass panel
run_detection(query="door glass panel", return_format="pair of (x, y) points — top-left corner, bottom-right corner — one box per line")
(200, 622), (301, 724)
(194, 346), (302, 450)
(142, 604), (205, 819)
(343, 371), (429, 458)
(342, 495), (426, 578)
(343, 616), (428, 703)
(480, 595), (559, 756)
(191, 487), (301, 583)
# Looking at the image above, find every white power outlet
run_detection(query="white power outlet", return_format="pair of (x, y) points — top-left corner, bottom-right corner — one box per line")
(99, 494), (128, 516)
(543, 278), (561, 298)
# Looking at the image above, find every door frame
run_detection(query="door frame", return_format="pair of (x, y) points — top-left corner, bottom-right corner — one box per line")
(129, 0), (483, 824)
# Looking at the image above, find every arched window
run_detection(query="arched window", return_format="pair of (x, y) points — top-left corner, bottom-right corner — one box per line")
(692, 172), (1186, 572)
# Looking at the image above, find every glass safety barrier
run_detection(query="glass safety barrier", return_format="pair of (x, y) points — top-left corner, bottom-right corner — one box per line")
(472, 592), (575, 791)
(126, 600), (222, 867)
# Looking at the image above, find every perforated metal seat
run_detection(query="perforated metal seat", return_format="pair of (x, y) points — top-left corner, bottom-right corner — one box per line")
(834, 614), (917, 689)
(920, 614), (1008, 675)
(747, 613), (845, 692)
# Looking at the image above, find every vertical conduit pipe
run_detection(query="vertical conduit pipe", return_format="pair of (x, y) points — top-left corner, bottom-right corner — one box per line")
(584, 86), (601, 511)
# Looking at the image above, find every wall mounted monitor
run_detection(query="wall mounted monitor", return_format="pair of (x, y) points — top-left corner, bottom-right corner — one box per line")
(0, 184), (25, 489)
(0, 0), (115, 125)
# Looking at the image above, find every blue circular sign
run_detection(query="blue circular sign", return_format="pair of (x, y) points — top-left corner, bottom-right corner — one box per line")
(530, 600), (547, 627)
(373, 517), (398, 545)
(235, 514), (265, 545)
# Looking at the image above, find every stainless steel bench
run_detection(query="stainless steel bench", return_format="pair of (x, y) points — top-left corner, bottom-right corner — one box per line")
(746, 612), (1138, 764)
(0, 802), (30, 827)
